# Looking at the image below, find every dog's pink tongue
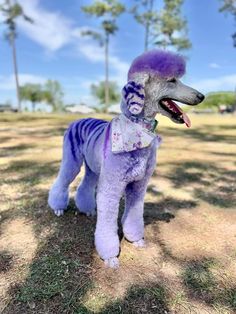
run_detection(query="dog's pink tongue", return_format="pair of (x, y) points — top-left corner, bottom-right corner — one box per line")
(168, 99), (191, 128)
(182, 112), (191, 128)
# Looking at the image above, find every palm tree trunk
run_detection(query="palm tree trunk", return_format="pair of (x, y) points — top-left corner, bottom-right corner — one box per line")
(104, 33), (109, 111)
(144, 0), (154, 51)
(10, 36), (21, 112)
(144, 22), (149, 51)
(32, 102), (36, 112)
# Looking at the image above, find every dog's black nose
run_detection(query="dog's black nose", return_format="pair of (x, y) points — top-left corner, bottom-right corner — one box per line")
(197, 93), (205, 102)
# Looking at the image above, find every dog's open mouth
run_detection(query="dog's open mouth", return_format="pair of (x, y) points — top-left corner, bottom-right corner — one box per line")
(159, 98), (191, 128)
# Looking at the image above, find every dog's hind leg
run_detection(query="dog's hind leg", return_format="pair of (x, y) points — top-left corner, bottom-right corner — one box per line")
(48, 130), (83, 216)
(122, 179), (149, 247)
(75, 163), (98, 216)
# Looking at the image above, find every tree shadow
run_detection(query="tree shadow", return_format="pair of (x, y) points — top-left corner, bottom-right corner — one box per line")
(0, 250), (14, 273)
(160, 126), (236, 144)
(2, 190), (96, 314)
(0, 144), (37, 158)
(182, 258), (236, 311)
(1, 160), (60, 187)
(99, 283), (169, 314)
(161, 161), (236, 209)
(144, 197), (197, 224)
(0, 115), (56, 123)
(18, 126), (67, 137)
(0, 136), (13, 144)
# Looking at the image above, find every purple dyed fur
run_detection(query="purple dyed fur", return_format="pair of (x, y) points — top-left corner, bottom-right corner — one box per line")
(128, 49), (186, 79)
(49, 50), (177, 265)
(48, 116), (158, 261)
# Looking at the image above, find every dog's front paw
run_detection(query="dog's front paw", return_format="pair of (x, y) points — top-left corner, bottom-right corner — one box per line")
(54, 209), (64, 217)
(133, 239), (146, 248)
(104, 257), (119, 269)
(86, 210), (96, 217)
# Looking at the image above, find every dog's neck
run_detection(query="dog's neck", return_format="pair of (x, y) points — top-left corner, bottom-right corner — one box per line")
(121, 99), (158, 133)
(125, 114), (158, 132)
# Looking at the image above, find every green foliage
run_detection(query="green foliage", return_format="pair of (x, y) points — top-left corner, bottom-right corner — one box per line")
(219, 0), (236, 46)
(19, 83), (44, 112)
(199, 91), (236, 109)
(131, 0), (158, 50)
(81, 0), (125, 38)
(1, 1), (33, 112)
(91, 81), (120, 109)
(43, 80), (64, 112)
(0, 0), (33, 41)
(154, 0), (191, 50)
(20, 80), (64, 112)
(82, 0), (124, 17)
(131, 0), (191, 51)
(81, 0), (125, 106)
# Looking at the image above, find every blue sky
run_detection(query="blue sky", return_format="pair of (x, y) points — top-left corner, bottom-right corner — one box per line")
(0, 0), (235, 108)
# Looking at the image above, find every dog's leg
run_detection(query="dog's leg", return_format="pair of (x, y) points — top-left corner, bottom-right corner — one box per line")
(48, 138), (83, 216)
(75, 164), (98, 216)
(95, 177), (125, 269)
(122, 179), (148, 247)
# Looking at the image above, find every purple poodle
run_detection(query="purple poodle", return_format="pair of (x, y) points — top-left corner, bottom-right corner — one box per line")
(48, 49), (204, 268)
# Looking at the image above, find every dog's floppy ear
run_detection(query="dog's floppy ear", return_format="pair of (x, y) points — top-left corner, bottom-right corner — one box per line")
(122, 81), (145, 115)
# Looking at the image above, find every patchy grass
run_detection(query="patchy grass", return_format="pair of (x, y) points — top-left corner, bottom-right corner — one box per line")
(182, 259), (236, 311)
(0, 112), (236, 314)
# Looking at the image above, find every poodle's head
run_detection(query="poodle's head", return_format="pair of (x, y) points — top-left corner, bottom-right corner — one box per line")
(121, 49), (204, 127)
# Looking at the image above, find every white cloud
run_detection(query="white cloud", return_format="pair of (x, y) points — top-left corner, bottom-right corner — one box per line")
(0, 74), (47, 90)
(16, 0), (129, 83)
(1, 0), (129, 104)
(77, 40), (129, 86)
(17, 0), (73, 51)
(190, 74), (236, 93)
(209, 63), (221, 69)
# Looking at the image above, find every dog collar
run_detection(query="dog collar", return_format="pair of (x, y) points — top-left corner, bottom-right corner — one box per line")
(111, 114), (159, 153)
(128, 115), (158, 132)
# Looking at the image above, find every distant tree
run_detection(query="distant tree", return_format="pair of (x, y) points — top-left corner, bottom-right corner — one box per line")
(154, 0), (191, 50)
(81, 0), (125, 108)
(198, 91), (236, 110)
(43, 80), (64, 112)
(131, 0), (191, 51)
(91, 81), (120, 112)
(131, 0), (158, 51)
(0, 0), (33, 112)
(19, 83), (44, 112)
(219, 0), (236, 46)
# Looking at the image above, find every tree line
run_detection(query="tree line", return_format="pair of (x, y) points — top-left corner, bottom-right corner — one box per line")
(1, 0), (235, 112)
(19, 80), (64, 112)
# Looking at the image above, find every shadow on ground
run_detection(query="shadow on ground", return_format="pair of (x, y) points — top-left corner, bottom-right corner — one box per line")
(0, 160), (60, 187)
(182, 259), (236, 311)
(156, 160), (236, 209)
(160, 125), (236, 144)
(1, 153), (196, 314)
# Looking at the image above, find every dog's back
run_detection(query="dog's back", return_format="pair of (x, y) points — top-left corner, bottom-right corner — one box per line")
(65, 118), (108, 162)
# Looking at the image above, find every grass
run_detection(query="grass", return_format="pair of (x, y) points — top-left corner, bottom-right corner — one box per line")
(0, 112), (236, 313)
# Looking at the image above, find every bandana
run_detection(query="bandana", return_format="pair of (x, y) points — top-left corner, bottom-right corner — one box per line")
(111, 114), (160, 153)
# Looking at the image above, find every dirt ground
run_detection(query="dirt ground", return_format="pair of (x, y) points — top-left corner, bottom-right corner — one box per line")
(0, 113), (236, 314)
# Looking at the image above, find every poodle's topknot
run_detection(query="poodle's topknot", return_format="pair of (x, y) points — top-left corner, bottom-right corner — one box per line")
(128, 49), (186, 80)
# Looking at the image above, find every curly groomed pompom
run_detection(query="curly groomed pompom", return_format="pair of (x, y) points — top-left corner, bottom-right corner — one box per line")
(128, 49), (186, 80)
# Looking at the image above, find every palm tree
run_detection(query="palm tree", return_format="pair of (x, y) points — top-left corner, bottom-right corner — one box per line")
(81, 0), (125, 109)
(1, 0), (32, 112)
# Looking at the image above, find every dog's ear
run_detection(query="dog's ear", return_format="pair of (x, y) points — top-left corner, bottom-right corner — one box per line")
(122, 81), (145, 115)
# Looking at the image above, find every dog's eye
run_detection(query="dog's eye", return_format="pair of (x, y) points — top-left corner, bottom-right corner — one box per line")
(167, 78), (176, 83)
